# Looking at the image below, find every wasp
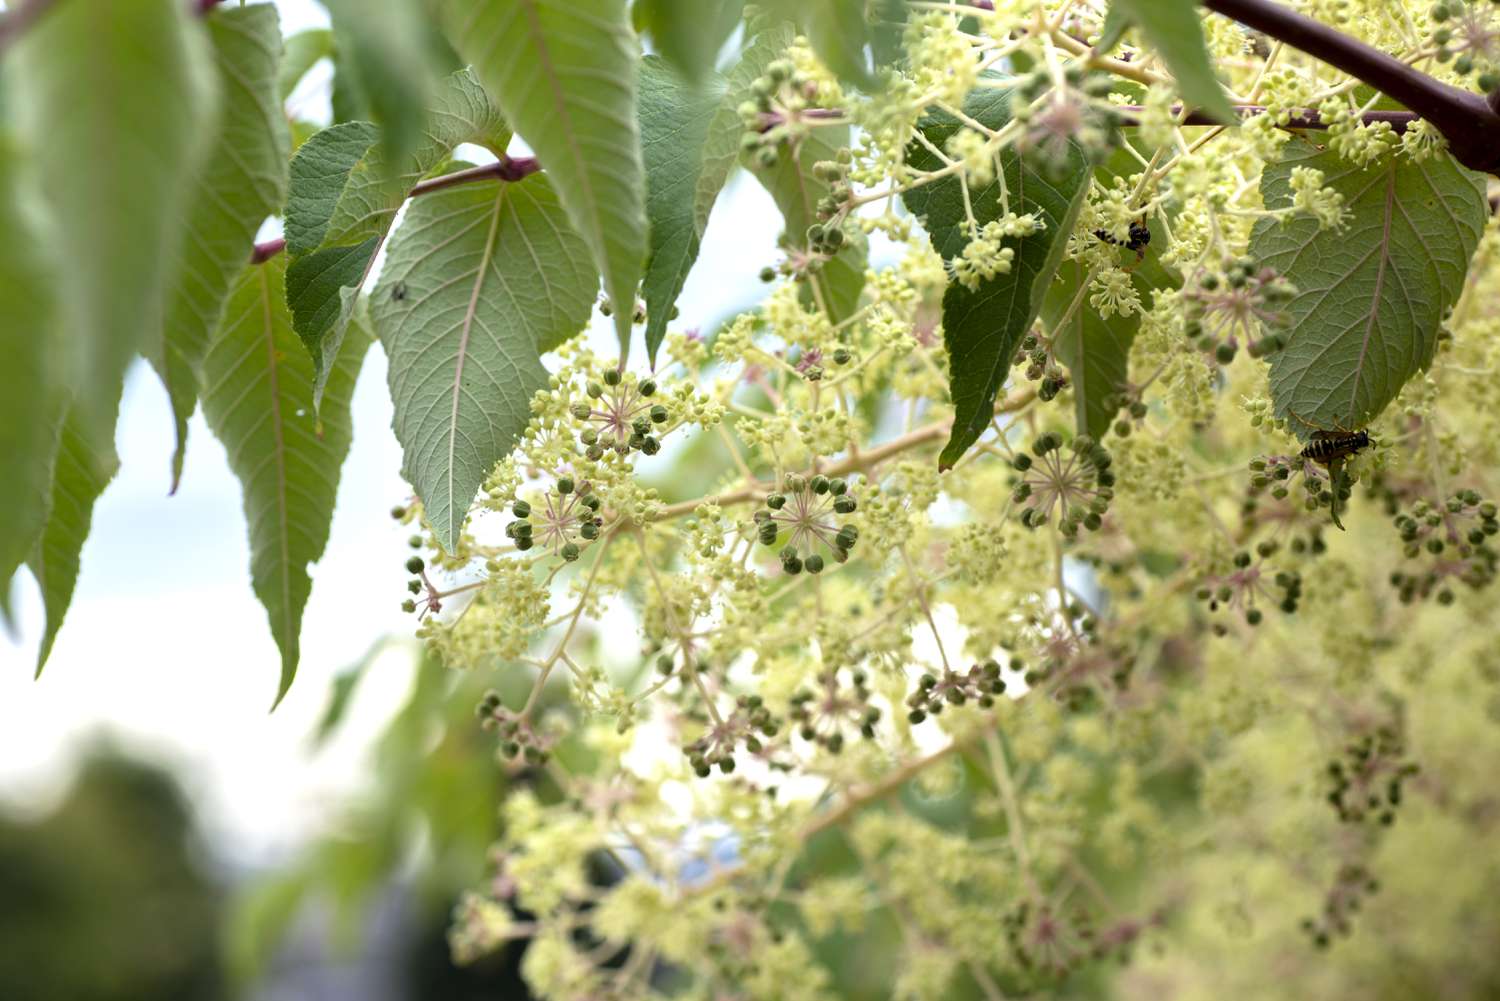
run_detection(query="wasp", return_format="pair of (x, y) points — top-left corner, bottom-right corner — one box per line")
(1299, 429), (1370, 465)
(1094, 218), (1151, 258)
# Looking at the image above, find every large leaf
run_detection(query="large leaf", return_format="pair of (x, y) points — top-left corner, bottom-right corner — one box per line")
(750, 111), (868, 325)
(1111, 0), (1235, 123)
(283, 70), (509, 406)
(200, 259), (371, 706)
(1044, 260), (1140, 440)
(1252, 140), (1487, 436)
(371, 174), (597, 555)
(902, 89), (1091, 468)
(0, 141), (63, 625)
(7, 0), (217, 453)
(638, 57), (726, 364)
(439, 0), (646, 358)
(29, 410), (120, 677)
(157, 3), (290, 492)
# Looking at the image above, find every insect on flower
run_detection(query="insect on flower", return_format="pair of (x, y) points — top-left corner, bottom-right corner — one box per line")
(1300, 429), (1371, 465)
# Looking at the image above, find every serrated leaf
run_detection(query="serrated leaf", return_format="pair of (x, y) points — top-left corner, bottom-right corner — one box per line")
(157, 4), (290, 492)
(283, 70), (509, 405)
(1044, 259), (1140, 439)
(1111, 0), (1235, 122)
(1252, 140), (1487, 436)
(29, 409), (120, 677)
(439, 0), (646, 357)
(638, 56), (725, 364)
(200, 259), (371, 706)
(372, 174), (597, 554)
(323, 0), (437, 175)
(635, 0), (744, 86)
(901, 89), (1091, 468)
(751, 115), (868, 325)
(279, 27), (333, 101)
(0, 139), (63, 625)
(7, 0), (217, 454)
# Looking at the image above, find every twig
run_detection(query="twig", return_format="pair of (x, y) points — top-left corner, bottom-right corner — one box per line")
(0, 0), (59, 55)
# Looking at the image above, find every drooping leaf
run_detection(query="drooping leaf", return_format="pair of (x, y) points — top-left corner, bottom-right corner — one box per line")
(1252, 140), (1487, 436)
(751, 111), (868, 325)
(1097, 5), (1133, 56)
(638, 56), (726, 364)
(157, 3), (290, 492)
(439, 0), (646, 357)
(7, 0), (217, 454)
(200, 259), (372, 707)
(278, 26), (333, 102)
(371, 174), (597, 555)
(1044, 259), (1140, 440)
(322, 0), (438, 175)
(634, 0), (744, 86)
(902, 89), (1091, 468)
(283, 70), (509, 406)
(765, 0), (876, 89)
(29, 409), (120, 677)
(0, 140), (63, 626)
(1111, 0), (1235, 122)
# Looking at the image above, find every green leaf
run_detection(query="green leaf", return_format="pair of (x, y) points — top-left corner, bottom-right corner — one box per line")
(283, 70), (509, 406)
(157, 3), (290, 492)
(1097, 5), (1133, 56)
(439, 0), (646, 357)
(634, 0), (744, 86)
(902, 89), (1091, 469)
(322, 0), (438, 175)
(765, 0), (875, 89)
(7, 0), (217, 454)
(750, 113), (868, 325)
(29, 409), (120, 677)
(0, 139), (63, 625)
(1044, 259), (1140, 440)
(1252, 140), (1488, 436)
(278, 27), (333, 101)
(1111, 0), (1235, 122)
(638, 56), (725, 364)
(200, 259), (371, 707)
(371, 174), (597, 555)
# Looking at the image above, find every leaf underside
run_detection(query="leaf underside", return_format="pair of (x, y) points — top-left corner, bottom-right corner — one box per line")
(902, 88), (1091, 469)
(1252, 139), (1487, 437)
(372, 174), (597, 555)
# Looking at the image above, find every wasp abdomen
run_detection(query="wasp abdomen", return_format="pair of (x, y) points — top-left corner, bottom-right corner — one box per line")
(1300, 430), (1370, 464)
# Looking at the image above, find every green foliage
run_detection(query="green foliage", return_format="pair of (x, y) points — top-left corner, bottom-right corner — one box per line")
(157, 3), (290, 491)
(321, 0), (438, 176)
(277, 26), (332, 101)
(439, 0), (646, 357)
(7, 0), (217, 455)
(902, 89), (1090, 468)
(1255, 138), (1488, 435)
(633, 0), (744, 85)
(200, 259), (370, 706)
(1110, 0), (1236, 121)
(371, 173), (596, 555)
(766, 0), (876, 89)
(283, 70), (510, 407)
(1044, 258), (1139, 439)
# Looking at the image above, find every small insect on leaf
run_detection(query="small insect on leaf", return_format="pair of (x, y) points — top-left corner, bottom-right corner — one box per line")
(390, 281), (407, 302)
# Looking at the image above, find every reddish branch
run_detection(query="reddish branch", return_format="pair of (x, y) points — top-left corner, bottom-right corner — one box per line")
(1202, 0), (1500, 175)
(250, 156), (540, 264)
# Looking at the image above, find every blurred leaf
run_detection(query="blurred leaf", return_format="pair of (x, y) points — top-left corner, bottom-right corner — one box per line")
(312, 636), (408, 749)
(371, 173), (597, 555)
(1097, 4), (1132, 56)
(224, 868), (314, 985)
(283, 70), (510, 407)
(765, 0), (875, 89)
(277, 26), (332, 102)
(440, 0), (646, 357)
(156, 3), (290, 492)
(7, 0), (217, 456)
(1110, 0), (1235, 122)
(1254, 139), (1487, 436)
(638, 56), (726, 364)
(751, 114), (867, 324)
(200, 259), (371, 706)
(902, 88), (1090, 469)
(0, 139), (63, 627)
(635, 0), (744, 85)
(1044, 259), (1139, 440)
(323, 0), (438, 175)
(28, 409), (120, 677)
